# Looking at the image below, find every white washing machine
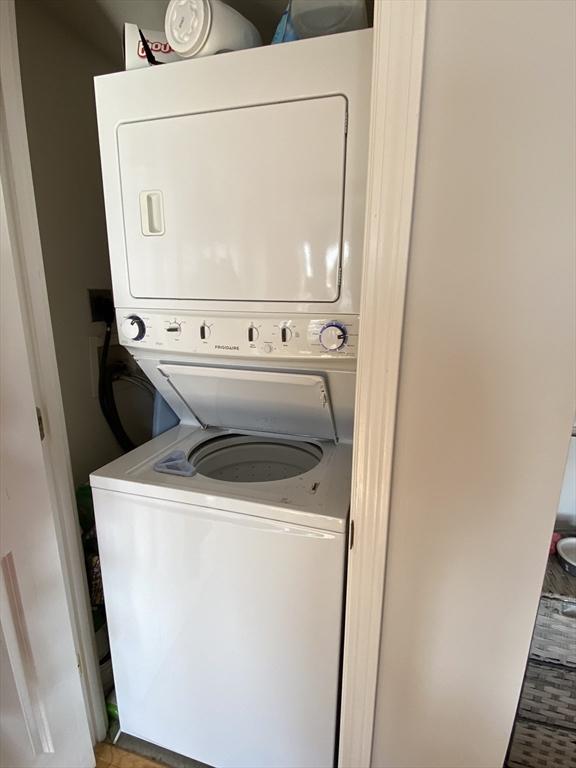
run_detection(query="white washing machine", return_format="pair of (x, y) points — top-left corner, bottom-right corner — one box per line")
(91, 351), (355, 767)
(91, 401), (351, 768)
(91, 29), (372, 768)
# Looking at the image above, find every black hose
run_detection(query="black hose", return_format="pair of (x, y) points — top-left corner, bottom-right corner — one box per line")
(98, 322), (135, 452)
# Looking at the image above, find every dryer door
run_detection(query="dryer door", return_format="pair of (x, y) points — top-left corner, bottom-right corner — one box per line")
(116, 96), (347, 303)
(157, 364), (338, 441)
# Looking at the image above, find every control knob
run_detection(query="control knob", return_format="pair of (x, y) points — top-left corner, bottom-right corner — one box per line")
(166, 321), (182, 337)
(121, 315), (146, 342)
(319, 321), (347, 351)
(200, 323), (211, 340)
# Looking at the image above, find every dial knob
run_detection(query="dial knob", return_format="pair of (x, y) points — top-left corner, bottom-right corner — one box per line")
(319, 322), (347, 351)
(121, 315), (146, 342)
(200, 323), (211, 340)
(166, 321), (182, 337)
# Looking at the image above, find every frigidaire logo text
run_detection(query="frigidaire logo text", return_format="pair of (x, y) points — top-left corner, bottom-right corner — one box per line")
(215, 344), (240, 351)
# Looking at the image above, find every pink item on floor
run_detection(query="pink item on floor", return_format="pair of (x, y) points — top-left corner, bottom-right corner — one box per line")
(549, 532), (562, 555)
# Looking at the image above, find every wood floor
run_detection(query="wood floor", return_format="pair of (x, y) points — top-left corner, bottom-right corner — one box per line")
(95, 743), (166, 768)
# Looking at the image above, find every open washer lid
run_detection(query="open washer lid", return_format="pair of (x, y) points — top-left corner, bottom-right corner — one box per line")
(157, 364), (338, 441)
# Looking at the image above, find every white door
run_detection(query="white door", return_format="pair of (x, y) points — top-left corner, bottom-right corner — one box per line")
(0, 179), (94, 768)
(117, 96), (347, 302)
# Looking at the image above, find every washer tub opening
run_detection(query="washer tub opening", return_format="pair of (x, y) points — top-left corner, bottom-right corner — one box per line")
(189, 434), (323, 483)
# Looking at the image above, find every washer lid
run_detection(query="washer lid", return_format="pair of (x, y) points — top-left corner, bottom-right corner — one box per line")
(157, 364), (337, 441)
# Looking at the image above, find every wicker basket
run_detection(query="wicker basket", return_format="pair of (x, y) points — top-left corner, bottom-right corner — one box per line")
(530, 597), (576, 669)
(507, 721), (576, 768)
(518, 661), (576, 732)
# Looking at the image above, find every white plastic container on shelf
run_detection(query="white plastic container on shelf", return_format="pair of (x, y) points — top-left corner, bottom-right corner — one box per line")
(165, 0), (261, 59)
(290, 0), (367, 39)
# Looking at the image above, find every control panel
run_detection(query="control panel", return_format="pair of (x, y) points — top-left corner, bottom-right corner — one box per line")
(116, 310), (359, 359)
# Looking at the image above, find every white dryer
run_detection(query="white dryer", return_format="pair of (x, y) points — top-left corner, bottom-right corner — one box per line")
(91, 28), (372, 768)
(94, 30), (372, 320)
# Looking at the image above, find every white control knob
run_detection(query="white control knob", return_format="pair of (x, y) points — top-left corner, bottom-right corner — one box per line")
(121, 315), (146, 341)
(319, 322), (347, 351)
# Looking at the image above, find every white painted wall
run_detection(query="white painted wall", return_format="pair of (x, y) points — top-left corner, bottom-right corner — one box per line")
(371, 1), (575, 767)
(15, 1), (152, 485)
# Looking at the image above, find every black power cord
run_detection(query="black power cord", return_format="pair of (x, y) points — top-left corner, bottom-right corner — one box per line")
(98, 321), (135, 452)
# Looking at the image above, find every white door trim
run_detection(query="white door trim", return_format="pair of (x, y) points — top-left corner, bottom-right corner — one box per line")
(339, 2), (427, 765)
(0, 0), (107, 743)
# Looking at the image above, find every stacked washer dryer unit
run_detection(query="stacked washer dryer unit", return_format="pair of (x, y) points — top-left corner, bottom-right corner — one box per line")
(91, 30), (372, 768)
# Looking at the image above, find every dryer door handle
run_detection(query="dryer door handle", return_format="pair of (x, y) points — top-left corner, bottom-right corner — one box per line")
(139, 191), (165, 236)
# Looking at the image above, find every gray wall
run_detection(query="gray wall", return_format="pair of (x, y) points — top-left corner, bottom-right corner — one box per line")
(16, 1), (152, 485)
(372, 1), (575, 766)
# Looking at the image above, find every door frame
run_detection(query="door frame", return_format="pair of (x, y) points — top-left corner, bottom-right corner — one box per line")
(339, 2), (427, 764)
(0, 0), (108, 744)
(1, 0), (427, 761)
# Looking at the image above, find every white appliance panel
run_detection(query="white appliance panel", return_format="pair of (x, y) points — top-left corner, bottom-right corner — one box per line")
(94, 488), (345, 768)
(117, 97), (347, 302)
(134, 354), (357, 442)
(116, 309), (359, 359)
(157, 365), (337, 439)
